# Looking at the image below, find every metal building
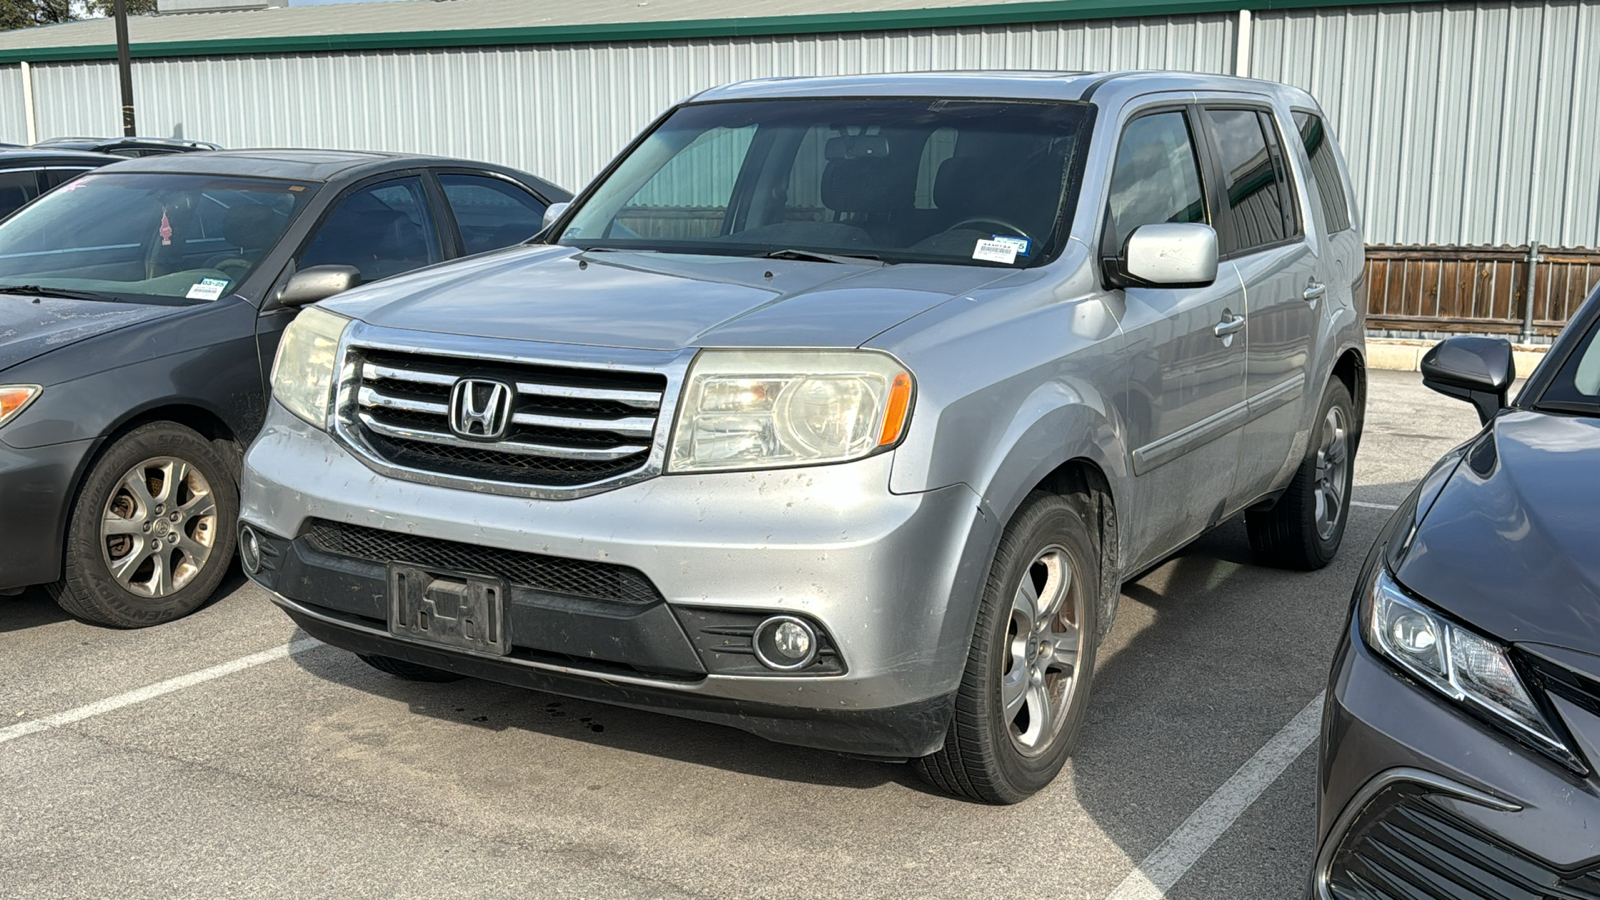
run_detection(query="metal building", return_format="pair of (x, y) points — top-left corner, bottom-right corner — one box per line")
(0, 0), (1594, 252)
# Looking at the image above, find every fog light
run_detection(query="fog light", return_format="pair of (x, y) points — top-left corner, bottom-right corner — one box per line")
(753, 615), (819, 671)
(239, 525), (262, 574)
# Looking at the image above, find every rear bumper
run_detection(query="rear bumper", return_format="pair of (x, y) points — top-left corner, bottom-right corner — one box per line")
(0, 436), (89, 591)
(1314, 616), (1600, 898)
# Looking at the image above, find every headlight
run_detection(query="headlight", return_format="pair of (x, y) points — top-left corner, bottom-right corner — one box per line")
(1362, 566), (1582, 770)
(270, 307), (350, 429)
(0, 385), (40, 428)
(667, 349), (913, 473)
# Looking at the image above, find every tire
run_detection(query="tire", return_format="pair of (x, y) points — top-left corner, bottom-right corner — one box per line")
(914, 491), (1100, 804)
(358, 654), (464, 683)
(1246, 379), (1355, 571)
(48, 422), (238, 628)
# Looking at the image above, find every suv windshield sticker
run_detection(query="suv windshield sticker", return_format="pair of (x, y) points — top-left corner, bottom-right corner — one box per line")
(972, 238), (1020, 264)
(184, 277), (230, 301)
(990, 235), (1031, 257)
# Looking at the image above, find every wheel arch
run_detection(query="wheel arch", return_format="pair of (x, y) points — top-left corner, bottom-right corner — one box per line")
(1331, 345), (1367, 452)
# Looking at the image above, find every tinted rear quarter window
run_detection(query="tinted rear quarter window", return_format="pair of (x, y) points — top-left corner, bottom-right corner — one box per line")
(438, 173), (548, 255)
(1203, 107), (1299, 255)
(1292, 111), (1353, 235)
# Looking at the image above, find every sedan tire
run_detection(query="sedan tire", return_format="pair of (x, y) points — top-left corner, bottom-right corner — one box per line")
(49, 422), (237, 628)
(914, 491), (1099, 804)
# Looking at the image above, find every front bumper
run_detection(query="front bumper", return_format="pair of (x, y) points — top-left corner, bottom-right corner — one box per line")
(0, 435), (91, 591)
(1315, 614), (1600, 898)
(240, 402), (994, 757)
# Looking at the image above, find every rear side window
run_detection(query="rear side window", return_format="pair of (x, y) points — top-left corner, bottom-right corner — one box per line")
(1102, 110), (1208, 256)
(1292, 111), (1352, 235)
(0, 170), (40, 218)
(438, 173), (548, 255)
(1202, 107), (1300, 255)
(41, 167), (95, 191)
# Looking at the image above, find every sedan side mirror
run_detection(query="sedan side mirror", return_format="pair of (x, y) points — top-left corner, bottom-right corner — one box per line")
(1107, 223), (1218, 289)
(1421, 336), (1515, 425)
(542, 201), (571, 232)
(280, 265), (362, 307)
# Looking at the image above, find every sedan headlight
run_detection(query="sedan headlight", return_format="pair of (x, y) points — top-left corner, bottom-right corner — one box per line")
(668, 349), (913, 473)
(270, 307), (351, 429)
(0, 385), (40, 428)
(1362, 566), (1582, 770)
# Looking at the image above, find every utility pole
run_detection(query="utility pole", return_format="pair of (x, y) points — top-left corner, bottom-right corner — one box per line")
(114, 0), (135, 136)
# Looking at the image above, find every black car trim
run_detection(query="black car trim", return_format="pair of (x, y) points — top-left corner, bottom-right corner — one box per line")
(1314, 767), (1520, 900)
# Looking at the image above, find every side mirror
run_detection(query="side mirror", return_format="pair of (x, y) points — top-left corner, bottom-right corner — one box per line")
(1421, 336), (1515, 425)
(542, 201), (571, 232)
(1108, 223), (1218, 288)
(280, 265), (361, 307)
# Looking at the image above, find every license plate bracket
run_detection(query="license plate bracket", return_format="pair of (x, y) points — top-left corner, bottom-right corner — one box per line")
(387, 563), (510, 656)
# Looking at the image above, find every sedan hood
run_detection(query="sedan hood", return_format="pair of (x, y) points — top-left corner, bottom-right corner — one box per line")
(1394, 410), (1600, 654)
(0, 296), (186, 373)
(322, 246), (1012, 350)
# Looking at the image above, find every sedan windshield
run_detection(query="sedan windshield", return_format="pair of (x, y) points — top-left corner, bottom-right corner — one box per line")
(558, 98), (1090, 267)
(1537, 315), (1600, 415)
(0, 172), (314, 303)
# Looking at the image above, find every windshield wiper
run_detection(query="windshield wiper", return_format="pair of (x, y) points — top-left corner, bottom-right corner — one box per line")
(0, 284), (122, 303)
(761, 248), (887, 266)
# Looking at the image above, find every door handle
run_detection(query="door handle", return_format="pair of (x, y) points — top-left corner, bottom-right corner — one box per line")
(1213, 314), (1246, 338)
(1303, 281), (1327, 302)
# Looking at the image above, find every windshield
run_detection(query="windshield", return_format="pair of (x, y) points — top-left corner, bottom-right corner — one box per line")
(1537, 315), (1600, 415)
(0, 172), (314, 302)
(558, 98), (1090, 267)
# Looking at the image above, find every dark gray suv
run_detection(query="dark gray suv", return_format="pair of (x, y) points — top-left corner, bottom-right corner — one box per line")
(239, 72), (1367, 802)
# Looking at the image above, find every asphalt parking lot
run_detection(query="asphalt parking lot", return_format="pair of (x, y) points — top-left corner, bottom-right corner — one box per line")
(0, 369), (1486, 900)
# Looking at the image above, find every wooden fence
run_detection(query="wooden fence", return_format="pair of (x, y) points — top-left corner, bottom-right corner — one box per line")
(1365, 245), (1600, 338)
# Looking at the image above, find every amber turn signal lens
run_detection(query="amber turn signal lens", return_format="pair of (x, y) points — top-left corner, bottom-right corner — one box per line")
(0, 385), (40, 426)
(878, 372), (913, 446)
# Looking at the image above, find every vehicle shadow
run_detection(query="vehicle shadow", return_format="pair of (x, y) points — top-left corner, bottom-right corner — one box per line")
(0, 587), (71, 633)
(281, 479), (1413, 812)
(288, 633), (904, 792)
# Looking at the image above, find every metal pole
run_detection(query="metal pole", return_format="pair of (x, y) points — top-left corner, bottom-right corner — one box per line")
(113, 0), (135, 137)
(19, 60), (35, 145)
(1521, 239), (1540, 344)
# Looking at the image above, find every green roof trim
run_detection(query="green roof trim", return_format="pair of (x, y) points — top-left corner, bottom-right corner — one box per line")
(0, 0), (1411, 64)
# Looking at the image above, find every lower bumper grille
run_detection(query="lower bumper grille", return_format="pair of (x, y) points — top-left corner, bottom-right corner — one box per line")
(303, 520), (663, 605)
(1328, 783), (1600, 899)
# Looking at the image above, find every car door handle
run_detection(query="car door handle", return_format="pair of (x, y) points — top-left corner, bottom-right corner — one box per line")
(1213, 314), (1246, 338)
(1303, 282), (1327, 302)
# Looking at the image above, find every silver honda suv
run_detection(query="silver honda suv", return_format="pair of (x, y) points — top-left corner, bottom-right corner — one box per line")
(240, 71), (1366, 803)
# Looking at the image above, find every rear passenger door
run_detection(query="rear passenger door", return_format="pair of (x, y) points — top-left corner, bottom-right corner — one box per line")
(1103, 103), (1251, 564)
(1197, 104), (1321, 505)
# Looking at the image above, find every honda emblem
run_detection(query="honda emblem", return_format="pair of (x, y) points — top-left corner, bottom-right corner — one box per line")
(448, 379), (513, 440)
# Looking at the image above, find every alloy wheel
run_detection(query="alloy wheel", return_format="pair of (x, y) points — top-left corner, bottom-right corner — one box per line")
(100, 456), (218, 598)
(1313, 405), (1349, 541)
(1001, 545), (1086, 756)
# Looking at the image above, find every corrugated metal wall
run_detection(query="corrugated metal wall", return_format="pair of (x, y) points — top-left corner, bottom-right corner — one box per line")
(0, 16), (1235, 187)
(0, 2), (1595, 248)
(1251, 1), (1600, 248)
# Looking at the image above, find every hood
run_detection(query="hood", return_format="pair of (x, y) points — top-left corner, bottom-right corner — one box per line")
(0, 296), (187, 373)
(321, 245), (1014, 350)
(1394, 409), (1600, 655)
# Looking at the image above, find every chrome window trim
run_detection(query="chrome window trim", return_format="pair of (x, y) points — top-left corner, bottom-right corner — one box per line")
(329, 321), (695, 500)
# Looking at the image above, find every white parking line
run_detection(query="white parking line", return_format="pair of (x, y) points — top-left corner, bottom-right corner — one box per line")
(1352, 500), (1400, 511)
(0, 637), (321, 746)
(1105, 692), (1325, 900)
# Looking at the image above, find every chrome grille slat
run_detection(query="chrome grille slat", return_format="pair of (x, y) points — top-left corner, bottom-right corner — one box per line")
(343, 344), (668, 490)
(358, 413), (650, 461)
(357, 386), (448, 416)
(362, 363), (455, 387)
(514, 381), (661, 409)
(510, 411), (656, 438)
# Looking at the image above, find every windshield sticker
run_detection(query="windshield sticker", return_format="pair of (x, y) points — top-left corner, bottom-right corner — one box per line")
(159, 208), (173, 247)
(972, 238), (1020, 265)
(185, 277), (230, 301)
(990, 235), (1031, 258)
